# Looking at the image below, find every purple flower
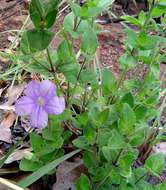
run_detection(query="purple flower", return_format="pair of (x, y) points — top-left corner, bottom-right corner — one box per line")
(15, 80), (65, 129)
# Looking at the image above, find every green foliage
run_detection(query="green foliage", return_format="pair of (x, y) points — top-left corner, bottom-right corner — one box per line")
(19, 149), (81, 188)
(145, 153), (165, 177)
(81, 28), (98, 55)
(76, 174), (91, 190)
(20, 118), (64, 172)
(4, 0), (165, 189)
(29, 0), (59, 29)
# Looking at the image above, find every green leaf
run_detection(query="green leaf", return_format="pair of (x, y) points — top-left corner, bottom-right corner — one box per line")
(135, 105), (147, 120)
(98, 0), (115, 10)
(57, 39), (76, 64)
(107, 106), (119, 125)
(98, 109), (110, 126)
(84, 126), (96, 145)
(121, 92), (134, 107)
(76, 113), (89, 128)
(158, 0), (166, 7)
(80, 0), (114, 18)
(137, 33), (157, 50)
(29, 0), (45, 29)
(26, 29), (54, 51)
(102, 146), (112, 162)
(97, 128), (112, 147)
(63, 12), (78, 37)
(129, 125), (147, 146)
(45, 0), (59, 28)
(83, 151), (94, 168)
(124, 28), (138, 48)
(120, 53), (137, 69)
(30, 133), (44, 153)
(58, 63), (80, 83)
(40, 149), (64, 164)
(119, 151), (138, 178)
(118, 103), (136, 134)
(70, 3), (82, 17)
(138, 11), (146, 26)
(145, 153), (165, 177)
(79, 69), (97, 85)
(151, 5), (166, 18)
(30, 0), (59, 29)
(20, 32), (33, 54)
(108, 130), (126, 149)
(42, 124), (62, 139)
(122, 15), (141, 27)
(36, 143), (59, 156)
(73, 137), (90, 150)
(42, 128), (64, 149)
(25, 60), (51, 77)
(157, 180), (166, 190)
(81, 28), (98, 55)
(18, 149), (81, 188)
(19, 159), (42, 172)
(63, 12), (89, 38)
(102, 68), (116, 95)
(76, 174), (91, 190)
(110, 167), (121, 185)
(136, 181), (154, 190)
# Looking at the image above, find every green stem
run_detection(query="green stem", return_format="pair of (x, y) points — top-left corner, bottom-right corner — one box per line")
(73, 16), (78, 31)
(32, 57), (51, 72)
(46, 48), (65, 94)
(96, 169), (112, 190)
(141, 0), (156, 31)
(46, 48), (55, 73)
(67, 82), (70, 106)
(112, 148), (123, 166)
(77, 57), (87, 81)
(135, 173), (147, 184)
(71, 57), (87, 100)
(81, 85), (87, 111)
(108, 69), (127, 104)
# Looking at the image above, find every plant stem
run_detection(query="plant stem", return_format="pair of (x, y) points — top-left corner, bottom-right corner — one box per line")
(32, 57), (51, 72)
(46, 48), (55, 73)
(135, 173), (147, 184)
(67, 81), (70, 106)
(81, 85), (87, 111)
(46, 48), (65, 94)
(71, 57), (87, 100)
(77, 57), (87, 81)
(96, 148), (124, 189)
(96, 169), (112, 190)
(108, 69), (127, 104)
(142, 0), (156, 30)
(112, 148), (123, 166)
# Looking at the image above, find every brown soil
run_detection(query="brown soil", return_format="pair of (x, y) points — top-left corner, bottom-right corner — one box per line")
(0, 0), (28, 50)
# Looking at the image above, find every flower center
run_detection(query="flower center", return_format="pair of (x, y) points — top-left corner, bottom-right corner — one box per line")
(37, 97), (45, 106)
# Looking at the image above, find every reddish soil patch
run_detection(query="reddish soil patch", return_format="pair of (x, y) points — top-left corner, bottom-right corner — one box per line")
(0, 0), (28, 50)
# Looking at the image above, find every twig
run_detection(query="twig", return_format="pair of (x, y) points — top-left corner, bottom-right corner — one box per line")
(0, 177), (29, 190)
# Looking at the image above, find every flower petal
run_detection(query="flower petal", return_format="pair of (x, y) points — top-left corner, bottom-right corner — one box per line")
(15, 96), (35, 116)
(45, 96), (65, 115)
(40, 80), (56, 98)
(30, 106), (48, 129)
(24, 80), (40, 98)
